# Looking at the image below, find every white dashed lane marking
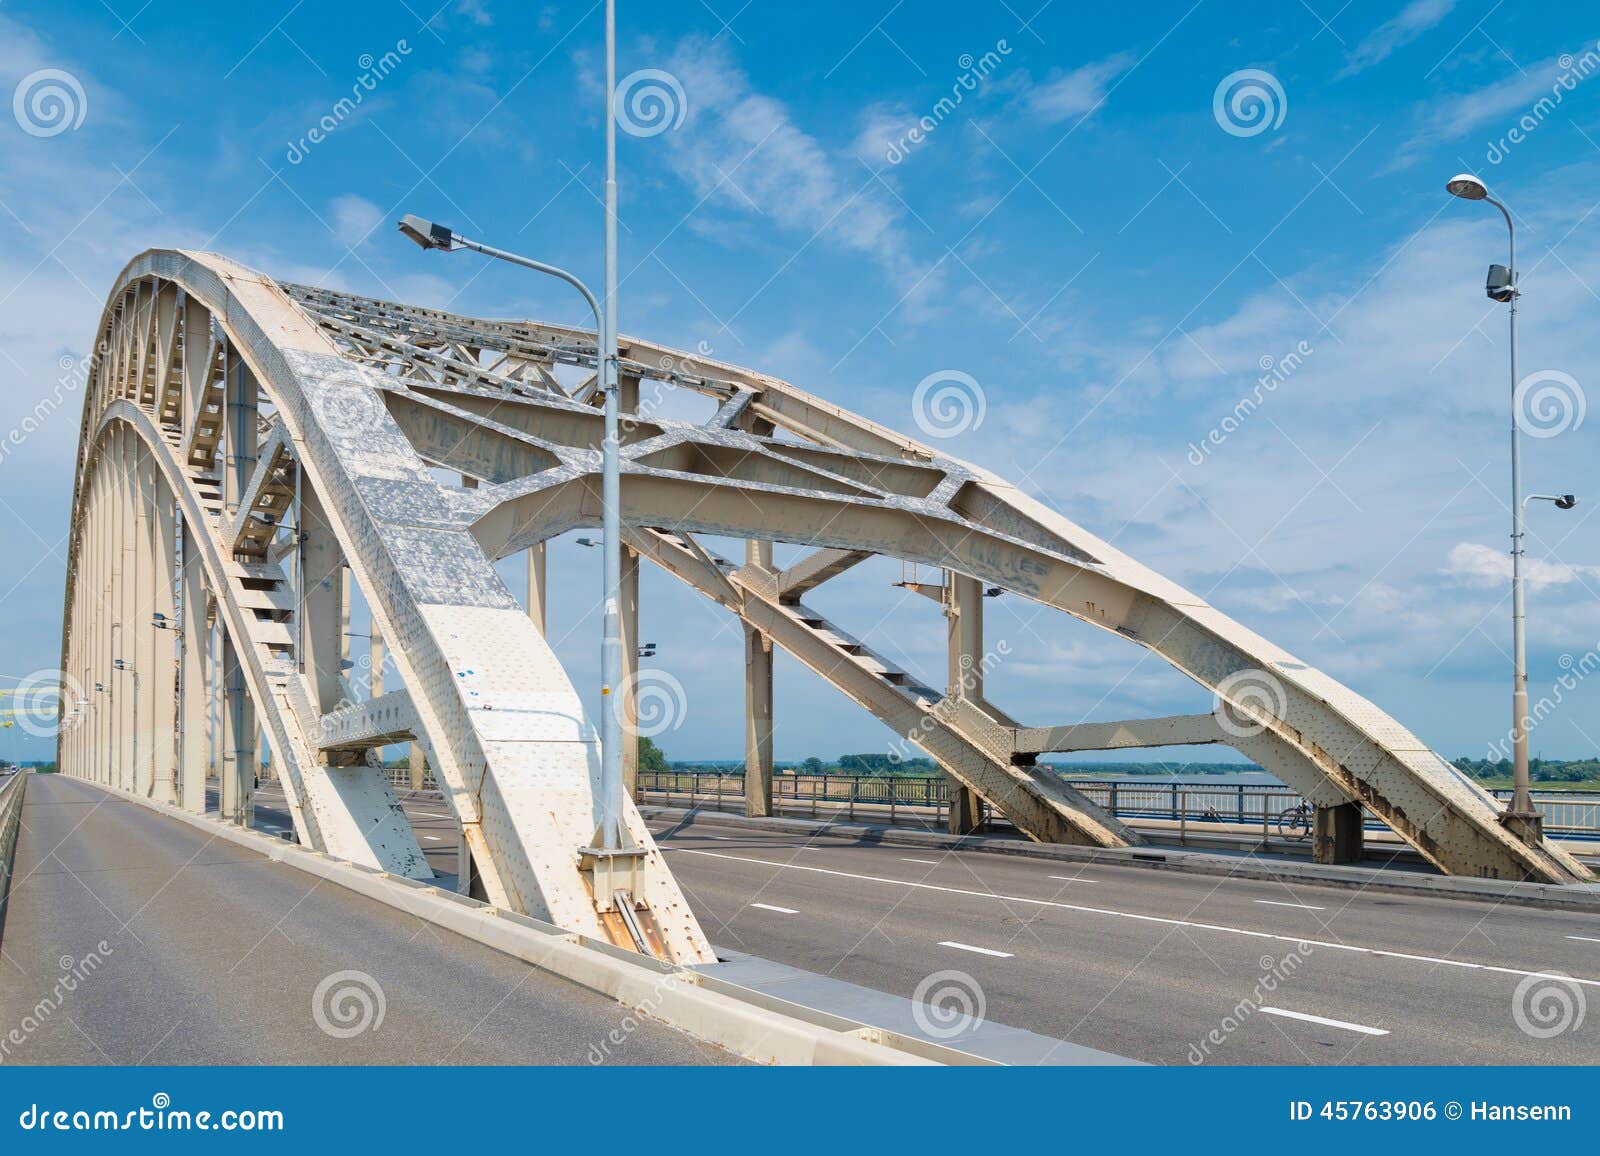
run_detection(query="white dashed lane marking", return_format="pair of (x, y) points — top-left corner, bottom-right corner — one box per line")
(1261, 1007), (1389, 1036)
(939, 941), (1014, 958)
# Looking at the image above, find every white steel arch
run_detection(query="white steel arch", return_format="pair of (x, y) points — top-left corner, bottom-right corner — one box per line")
(56, 249), (1589, 971)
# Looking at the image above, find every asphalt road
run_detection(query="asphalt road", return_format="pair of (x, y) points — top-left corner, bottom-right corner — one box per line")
(244, 781), (1600, 1066)
(0, 775), (736, 1065)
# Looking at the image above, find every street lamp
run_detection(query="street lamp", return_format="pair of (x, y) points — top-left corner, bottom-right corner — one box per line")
(397, 213), (627, 857)
(1528, 493), (1578, 511)
(1446, 173), (1573, 842)
(397, 3), (647, 926)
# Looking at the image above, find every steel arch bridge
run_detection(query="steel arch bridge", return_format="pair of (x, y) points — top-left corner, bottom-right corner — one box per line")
(54, 249), (1590, 964)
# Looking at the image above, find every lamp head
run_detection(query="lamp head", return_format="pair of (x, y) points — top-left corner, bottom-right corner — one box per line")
(1446, 173), (1489, 201)
(1556, 494), (1578, 510)
(398, 214), (457, 251)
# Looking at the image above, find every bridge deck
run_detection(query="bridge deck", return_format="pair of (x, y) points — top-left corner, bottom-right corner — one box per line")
(0, 775), (735, 1065)
(249, 782), (1600, 1067)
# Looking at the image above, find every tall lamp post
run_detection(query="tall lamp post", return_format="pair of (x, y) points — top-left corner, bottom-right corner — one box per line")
(395, 6), (632, 890)
(1445, 174), (1578, 841)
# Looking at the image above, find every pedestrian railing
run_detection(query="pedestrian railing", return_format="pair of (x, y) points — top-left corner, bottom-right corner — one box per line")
(632, 770), (1600, 841)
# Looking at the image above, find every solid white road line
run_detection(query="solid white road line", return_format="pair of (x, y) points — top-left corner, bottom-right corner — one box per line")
(1048, 875), (1098, 884)
(1568, 935), (1600, 944)
(749, 903), (798, 914)
(1260, 1007), (1389, 1036)
(665, 847), (1600, 988)
(940, 941), (1013, 958)
(901, 857), (940, 865)
(1254, 899), (1325, 911)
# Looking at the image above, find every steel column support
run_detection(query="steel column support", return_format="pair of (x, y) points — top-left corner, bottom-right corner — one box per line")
(134, 445), (155, 795)
(527, 543), (547, 636)
(744, 539), (774, 818)
(220, 632), (255, 825)
(117, 429), (134, 790)
(299, 483), (347, 716)
(150, 485), (178, 803)
(178, 511), (210, 812)
(946, 572), (985, 835)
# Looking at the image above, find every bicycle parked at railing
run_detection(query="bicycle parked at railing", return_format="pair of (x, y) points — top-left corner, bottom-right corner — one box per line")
(1275, 801), (1313, 839)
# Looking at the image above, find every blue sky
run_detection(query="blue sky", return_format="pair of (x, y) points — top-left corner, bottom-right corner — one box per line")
(1, 0), (1598, 767)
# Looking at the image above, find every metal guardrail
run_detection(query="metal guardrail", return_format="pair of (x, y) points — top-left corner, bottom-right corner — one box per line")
(386, 766), (438, 791)
(634, 770), (1600, 841)
(0, 772), (28, 934)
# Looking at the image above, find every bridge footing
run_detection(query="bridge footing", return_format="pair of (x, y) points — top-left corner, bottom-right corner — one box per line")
(1313, 802), (1364, 866)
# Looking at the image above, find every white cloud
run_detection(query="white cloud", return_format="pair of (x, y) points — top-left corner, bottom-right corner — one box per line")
(1445, 542), (1600, 592)
(1392, 49), (1587, 164)
(1011, 53), (1135, 125)
(1341, 0), (1456, 76)
(663, 37), (940, 303)
(329, 194), (383, 248)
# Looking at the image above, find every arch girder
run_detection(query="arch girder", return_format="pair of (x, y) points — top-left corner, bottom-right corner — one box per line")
(64, 250), (715, 963)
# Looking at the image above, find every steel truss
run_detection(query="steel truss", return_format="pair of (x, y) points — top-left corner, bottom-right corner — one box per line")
(57, 251), (1588, 968)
